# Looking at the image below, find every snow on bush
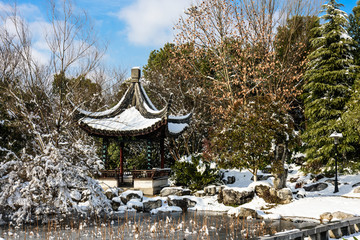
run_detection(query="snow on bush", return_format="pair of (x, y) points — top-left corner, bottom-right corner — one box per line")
(0, 140), (111, 225)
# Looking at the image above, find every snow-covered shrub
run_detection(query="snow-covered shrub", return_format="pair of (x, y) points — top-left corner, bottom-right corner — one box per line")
(0, 140), (111, 225)
(171, 154), (220, 190)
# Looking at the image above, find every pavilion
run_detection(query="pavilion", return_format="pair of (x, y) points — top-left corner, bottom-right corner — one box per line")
(75, 67), (191, 193)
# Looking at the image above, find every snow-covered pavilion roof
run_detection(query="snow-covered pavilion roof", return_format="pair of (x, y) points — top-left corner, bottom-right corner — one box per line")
(76, 68), (191, 138)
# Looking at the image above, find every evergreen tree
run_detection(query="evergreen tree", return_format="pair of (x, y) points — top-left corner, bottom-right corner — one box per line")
(302, 0), (356, 172)
(349, 0), (360, 65)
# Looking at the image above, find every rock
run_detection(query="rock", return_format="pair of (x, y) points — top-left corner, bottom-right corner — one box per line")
(167, 196), (197, 212)
(255, 185), (279, 203)
(313, 174), (325, 182)
(111, 196), (122, 211)
(352, 182), (360, 188)
(127, 199), (143, 212)
(112, 201), (121, 210)
(276, 188), (293, 204)
(160, 187), (190, 197)
(320, 212), (333, 224)
(325, 179), (341, 186)
(184, 197), (197, 208)
(105, 188), (118, 200)
(204, 185), (217, 196)
(296, 189), (306, 199)
(289, 177), (299, 183)
(227, 176), (236, 184)
(332, 211), (354, 220)
(295, 182), (304, 189)
(221, 188), (254, 206)
(236, 207), (259, 219)
(303, 183), (328, 192)
(120, 190), (143, 204)
(354, 187), (360, 193)
(143, 199), (162, 212)
(194, 190), (205, 197)
(255, 185), (292, 204)
(251, 175), (273, 181)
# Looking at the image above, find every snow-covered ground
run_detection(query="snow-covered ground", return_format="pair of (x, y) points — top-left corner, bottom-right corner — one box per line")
(218, 165), (360, 220)
(107, 164), (360, 223)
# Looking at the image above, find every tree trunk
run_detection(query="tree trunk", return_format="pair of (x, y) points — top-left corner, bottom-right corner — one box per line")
(272, 143), (288, 189)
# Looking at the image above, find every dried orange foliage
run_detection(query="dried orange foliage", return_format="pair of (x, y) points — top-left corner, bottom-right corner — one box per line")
(173, 0), (309, 121)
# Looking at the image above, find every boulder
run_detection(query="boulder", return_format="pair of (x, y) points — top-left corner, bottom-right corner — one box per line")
(167, 196), (197, 212)
(289, 177), (299, 183)
(313, 174), (325, 182)
(276, 188), (293, 204)
(127, 199), (143, 212)
(227, 176), (236, 184)
(295, 182), (304, 189)
(324, 179), (341, 186)
(111, 196), (122, 211)
(220, 188), (254, 206)
(160, 187), (190, 197)
(194, 190), (205, 197)
(204, 185), (217, 196)
(251, 175), (273, 181)
(303, 183), (328, 192)
(143, 199), (162, 212)
(236, 207), (259, 219)
(105, 188), (119, 200)
(255, 185), (293, 204)
(296, 189), (306, 199)
(320, 212), (333, 224)
(354, 187), (360, 193)
(120, 190), (143, 204)
(332, 211), (354, 220)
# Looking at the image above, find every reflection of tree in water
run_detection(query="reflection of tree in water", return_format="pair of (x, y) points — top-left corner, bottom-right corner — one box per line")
(1, 212), (318, 239)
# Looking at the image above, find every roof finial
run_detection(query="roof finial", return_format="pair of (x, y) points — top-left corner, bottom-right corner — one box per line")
(131, 67), (141, 83)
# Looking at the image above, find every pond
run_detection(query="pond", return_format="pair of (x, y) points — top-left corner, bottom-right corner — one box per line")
(0, 211), (318, 239)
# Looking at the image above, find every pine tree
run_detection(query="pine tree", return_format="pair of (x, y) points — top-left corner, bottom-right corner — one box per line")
(302, 0), (356, 172)
(349, 0), (360, 65)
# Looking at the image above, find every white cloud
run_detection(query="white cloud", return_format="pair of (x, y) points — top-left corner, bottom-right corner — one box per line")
(116, 0), (192, 46)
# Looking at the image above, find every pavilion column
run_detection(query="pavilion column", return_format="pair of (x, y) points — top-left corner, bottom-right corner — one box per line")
(147, 140), (152, 170)
(119, 142), (124, 185)
(102, 138), (109, 168)
(160, 138), (165, 169)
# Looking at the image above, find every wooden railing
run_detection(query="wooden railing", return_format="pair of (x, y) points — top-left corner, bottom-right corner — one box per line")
(132, 168), (171, 180)
(99, 169), (132, 178)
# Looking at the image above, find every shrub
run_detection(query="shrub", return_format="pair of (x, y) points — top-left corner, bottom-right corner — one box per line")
(171, 154), (220, 190)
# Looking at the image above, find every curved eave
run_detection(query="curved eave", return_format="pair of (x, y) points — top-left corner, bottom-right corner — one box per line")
(166, 122), (190, 137)
(75, 85), (134, 119)
(135, 82), (168, 119)
(79, 118), (168, 137)
(168, 112), (192, 124)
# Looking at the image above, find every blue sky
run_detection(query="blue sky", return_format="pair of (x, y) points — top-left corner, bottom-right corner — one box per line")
(1, 0), (359, 75)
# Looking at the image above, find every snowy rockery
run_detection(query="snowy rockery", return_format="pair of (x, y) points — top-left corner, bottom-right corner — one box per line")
(0, 140), (111, 225)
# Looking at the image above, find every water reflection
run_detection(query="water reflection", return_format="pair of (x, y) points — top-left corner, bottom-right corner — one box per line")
(0, 211), (317, 239)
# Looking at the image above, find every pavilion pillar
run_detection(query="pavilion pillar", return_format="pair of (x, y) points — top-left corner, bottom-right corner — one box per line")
(147, 140), (152, 170)
(102, 138), (109, 168)
(119, 142), (124, 185)
(160, 138), (165, 169)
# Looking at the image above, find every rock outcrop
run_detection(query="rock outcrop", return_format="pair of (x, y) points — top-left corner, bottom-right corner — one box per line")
(218, 188), (254, 206)
(303, 183), (328, 192)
